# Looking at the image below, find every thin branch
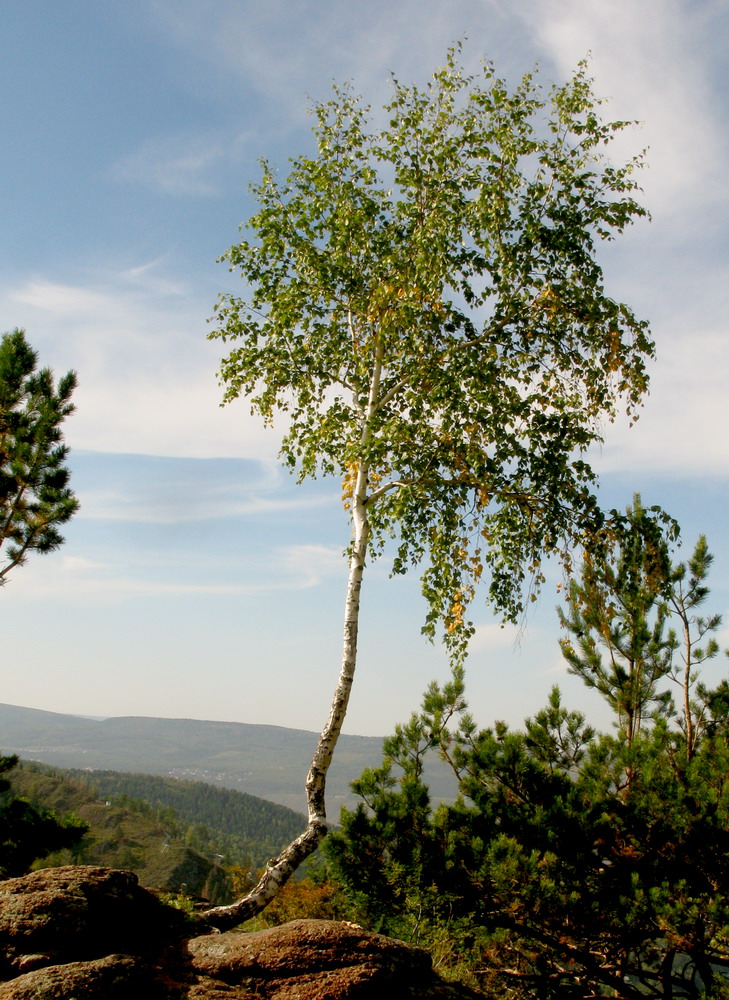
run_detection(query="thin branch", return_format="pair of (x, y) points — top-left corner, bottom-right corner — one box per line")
(365, 478), (414, 505)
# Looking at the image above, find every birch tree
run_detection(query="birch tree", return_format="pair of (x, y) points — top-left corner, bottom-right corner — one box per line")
(202, 50), (655, 928)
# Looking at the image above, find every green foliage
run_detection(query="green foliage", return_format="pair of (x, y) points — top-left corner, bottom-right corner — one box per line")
(0, 328), (78, 583)
(211, 47), (656, 655)
(160, 887), (197, 916)
(324, 518), (729, 998)
(560, 496), (723, 763)
(254, 873), (347, 927)
(0, 756), (88, 877)
(558, 494), (676, 748)
(666, 534), (724, 758)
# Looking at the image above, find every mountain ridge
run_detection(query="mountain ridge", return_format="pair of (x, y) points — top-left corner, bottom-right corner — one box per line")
(0, 702), (457, 812)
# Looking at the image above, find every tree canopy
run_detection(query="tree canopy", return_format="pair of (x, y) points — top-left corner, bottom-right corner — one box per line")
(0, 328), (78, 584)
(204, 49), (657, 927)
(212, 48), (653, 643)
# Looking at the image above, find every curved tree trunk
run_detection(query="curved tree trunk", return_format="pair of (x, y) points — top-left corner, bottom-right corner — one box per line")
(199, 332), (383, 932)
(198, 484), (370, 932)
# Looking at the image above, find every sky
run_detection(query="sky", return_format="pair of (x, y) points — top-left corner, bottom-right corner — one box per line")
(0, 0), (727, 738)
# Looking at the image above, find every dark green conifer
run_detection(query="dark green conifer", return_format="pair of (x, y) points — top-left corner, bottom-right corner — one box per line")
(0, 328), (78, 584)
(326, 513), (729, 998)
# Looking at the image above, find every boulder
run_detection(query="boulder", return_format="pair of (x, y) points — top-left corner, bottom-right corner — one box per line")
(0, 865), (187, 979)
(0, 954), (151, 1000)
(0, 867), (482, 998)
(188, 918), (434, 997)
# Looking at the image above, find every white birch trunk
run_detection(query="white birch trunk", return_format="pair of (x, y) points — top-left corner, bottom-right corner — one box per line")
(199, 339), (382, 932)
(198, 498), (369, 932)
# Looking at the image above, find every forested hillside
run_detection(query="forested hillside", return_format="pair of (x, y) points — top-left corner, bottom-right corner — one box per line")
(7, 762), (306, 903)
(62, 767), (306, 864)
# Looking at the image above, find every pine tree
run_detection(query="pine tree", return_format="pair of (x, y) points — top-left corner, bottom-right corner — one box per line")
(558, 495), (675, 751)
(326, 516), (729, 998)
(0, 328), (79, 584)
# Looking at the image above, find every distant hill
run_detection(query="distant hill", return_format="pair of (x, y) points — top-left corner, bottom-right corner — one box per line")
(0, 703), (460, 813)
(7, 762), (231, 902)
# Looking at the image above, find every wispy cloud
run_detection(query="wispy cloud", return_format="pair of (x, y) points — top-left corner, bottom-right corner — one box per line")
(1, 541), (345, 605)
(12, 282), (113, 315)
(78, 485), (336, 524)
(277, 544), (346, 587)
(3, 2), (728, 482)
(518, 0), (729, 221)
(538, 651), (572, 679)
(109, 132), (231, 197)
(2, 573), (308, 604)
(146, 0), (729, 484)
(149, 0), (505, 124)
(469, 621), (521, 653)
(586, 247), (729, 478)
(498, 0), (729, 479)
(120, 259), (189, 297)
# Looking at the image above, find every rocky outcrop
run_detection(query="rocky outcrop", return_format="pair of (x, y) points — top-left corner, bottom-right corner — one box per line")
(187, 919), (460, 998)
(0, 865), (186, 979)
(0, 866), (482, 998)
(0, 954), (152, 999)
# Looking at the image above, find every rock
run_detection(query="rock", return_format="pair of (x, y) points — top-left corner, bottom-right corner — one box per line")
(0, 867), (482, 998)
(189, 917), (431, 979)
(187, 918), (480, 999)
(0, 865), (188, 979)
(0, 954), (153, 1000)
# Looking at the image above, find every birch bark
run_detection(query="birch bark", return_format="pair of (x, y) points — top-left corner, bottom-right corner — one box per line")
(199, 344), (381, 931)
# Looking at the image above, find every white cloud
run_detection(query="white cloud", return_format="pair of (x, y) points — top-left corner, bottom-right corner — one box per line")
(1, 572), (286, 604)
(2, 267), (283, 462)
(278, 544), (346, 587)
(120, 259), (189, 297)
(0, 540), (344, 605)
(538, 650), (571, 678)
(591, 307), (729, 478)
(149, 0), (505, 124)
(517, 0), (729, 221)
(492, 0), (729, 480)
(469, 621), (521, 653)
(3, 2), (727, 482)
(58, 555), (109, 572)
(12, 282), (112, 316)
(78, 485), (336, 524)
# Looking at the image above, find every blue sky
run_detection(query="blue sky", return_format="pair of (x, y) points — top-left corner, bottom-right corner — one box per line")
(0, 0), (727, 737)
